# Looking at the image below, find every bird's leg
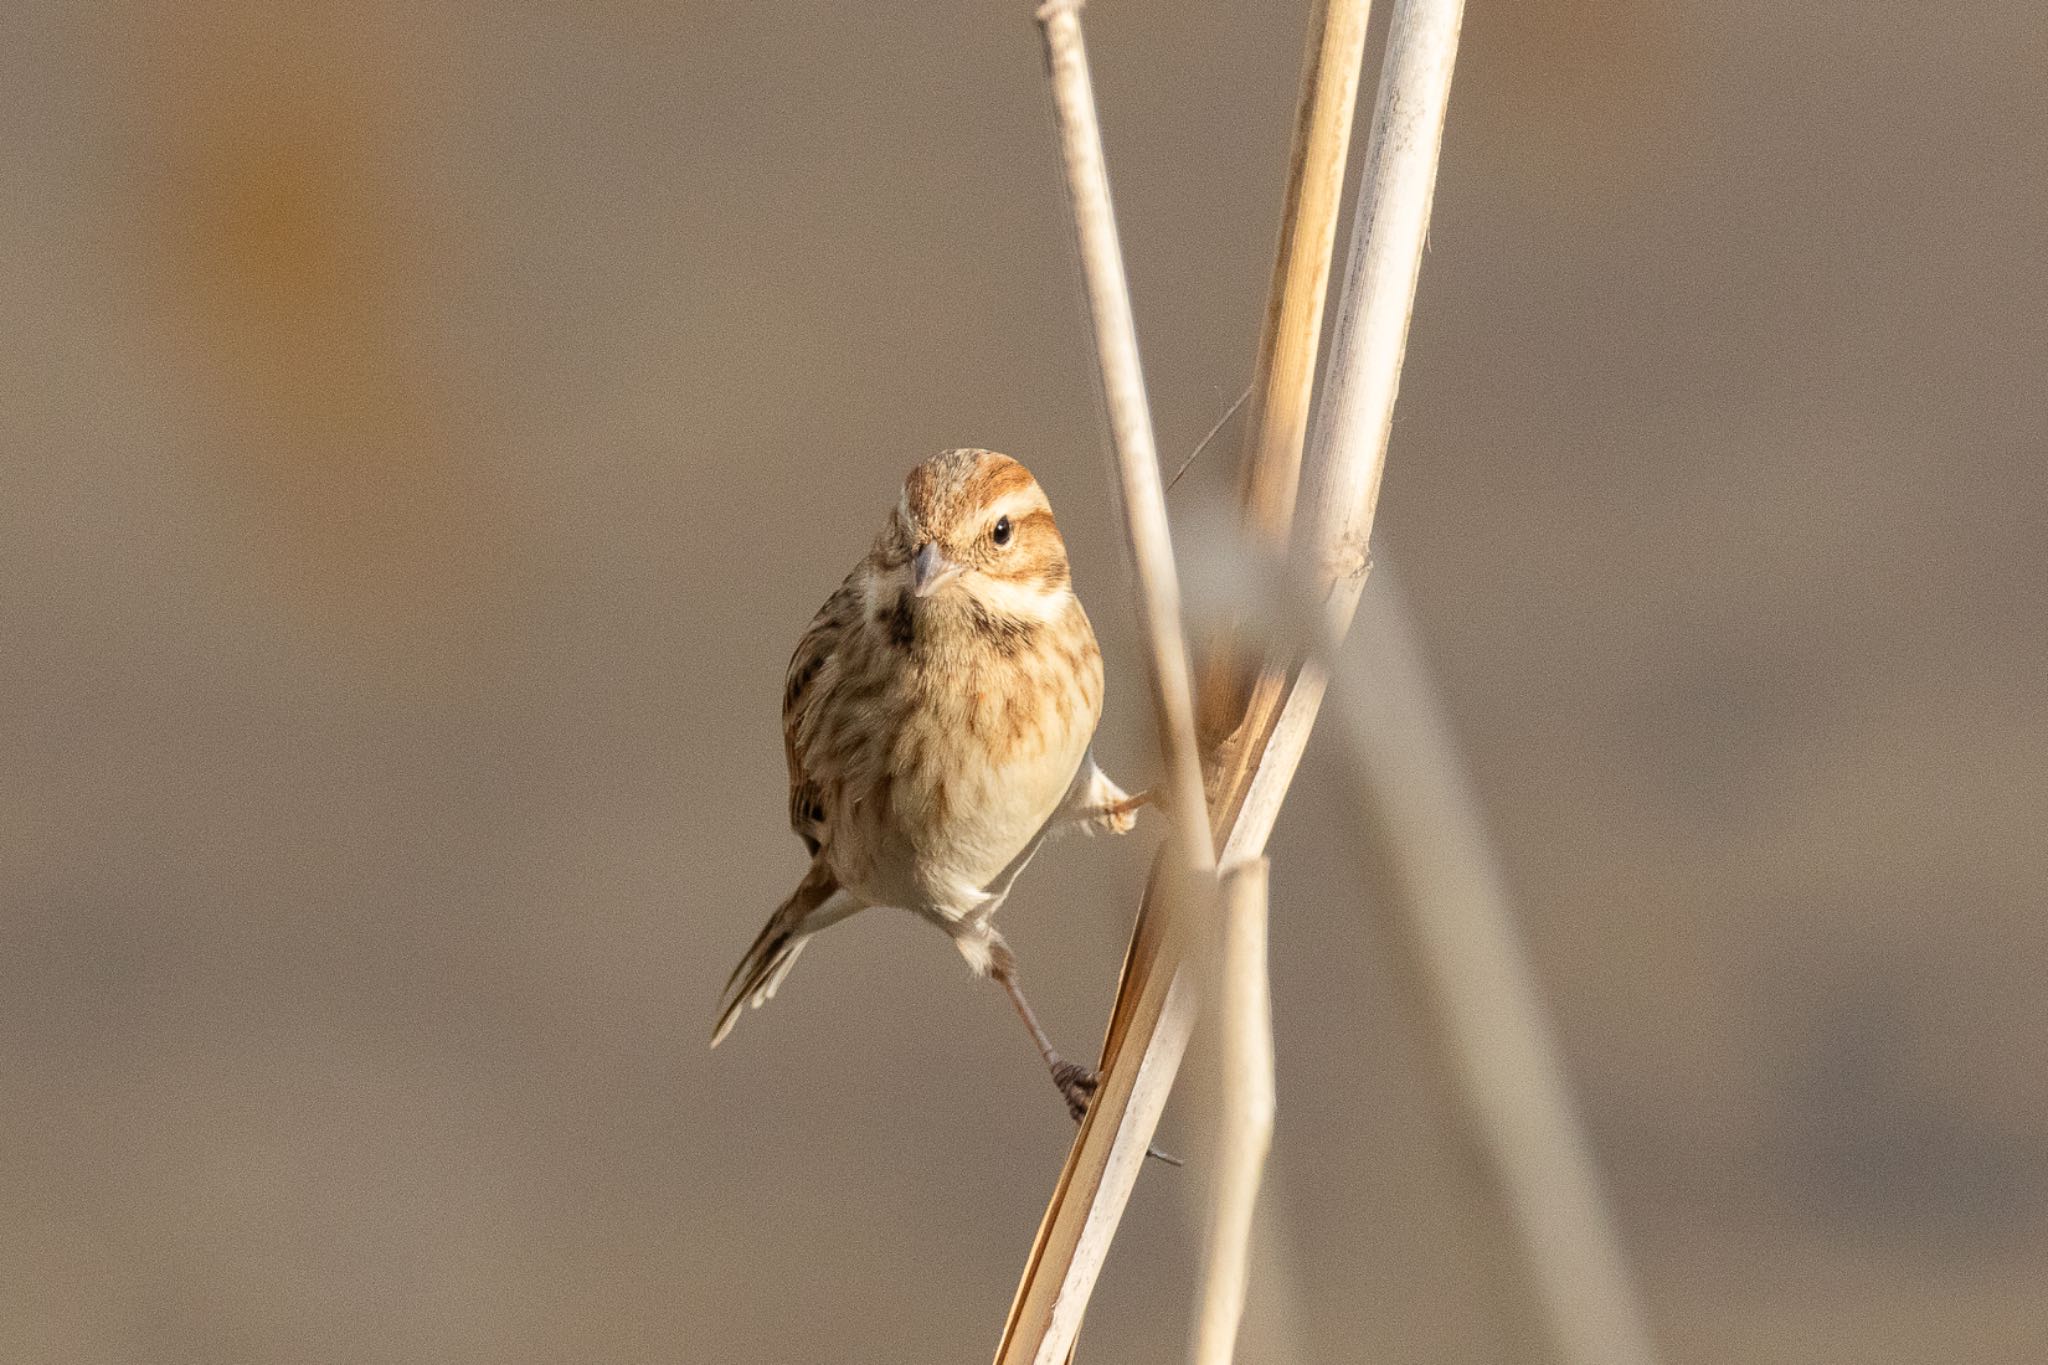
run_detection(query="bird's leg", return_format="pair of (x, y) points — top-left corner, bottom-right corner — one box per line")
(993, 951), (1096, 1119)
(990, 948), (1181, 1165)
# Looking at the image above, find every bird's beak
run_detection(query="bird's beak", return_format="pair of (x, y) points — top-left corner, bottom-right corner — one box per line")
(911, 541), (964, 598)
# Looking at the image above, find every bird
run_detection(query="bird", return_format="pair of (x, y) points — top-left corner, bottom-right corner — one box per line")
(711, 448), (1146, 1124)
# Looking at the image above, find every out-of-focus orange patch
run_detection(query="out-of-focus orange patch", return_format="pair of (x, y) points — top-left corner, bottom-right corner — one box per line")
(138, 1), (513, 659)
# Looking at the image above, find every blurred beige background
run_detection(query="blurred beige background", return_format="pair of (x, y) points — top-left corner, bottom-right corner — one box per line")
(5, 1), (2046, 1361)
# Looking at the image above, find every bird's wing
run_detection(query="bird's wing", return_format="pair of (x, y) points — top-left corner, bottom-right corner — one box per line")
(782, 570), (863, 853)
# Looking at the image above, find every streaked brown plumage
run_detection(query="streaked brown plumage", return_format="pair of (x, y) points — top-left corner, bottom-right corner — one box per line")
(713, 449), (1142, 1121)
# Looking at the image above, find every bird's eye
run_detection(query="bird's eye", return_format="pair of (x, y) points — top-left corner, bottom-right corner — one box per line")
(991, 515), (1013, 546)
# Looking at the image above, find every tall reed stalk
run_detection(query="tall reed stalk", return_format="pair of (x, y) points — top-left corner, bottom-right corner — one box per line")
(994, 2), (1664, 1363)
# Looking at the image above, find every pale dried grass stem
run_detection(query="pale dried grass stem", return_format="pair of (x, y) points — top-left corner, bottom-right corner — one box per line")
(1197, 0), (1373, 753)
(1214, 0), (1468, 862)
(997, 5), (1216, 1361)
(1336, 577), (1666, 1365)
(1004, 0), (1467, 1359)
(1190, 859), (1276, 1365)
(1033, 0), (1212, 870)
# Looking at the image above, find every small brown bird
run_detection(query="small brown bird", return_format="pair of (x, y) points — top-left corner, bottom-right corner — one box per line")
(712, 449), (1143, 1121)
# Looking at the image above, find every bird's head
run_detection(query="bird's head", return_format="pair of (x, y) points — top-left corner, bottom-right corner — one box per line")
(881, 449), (1074, 619)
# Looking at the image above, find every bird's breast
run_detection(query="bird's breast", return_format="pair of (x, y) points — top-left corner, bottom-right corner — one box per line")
(884, 605), (1104, 892)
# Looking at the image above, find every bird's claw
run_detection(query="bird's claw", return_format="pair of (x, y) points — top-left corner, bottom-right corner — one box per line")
(1083, 789), (1150, 837)
(1048, 1058), (1182, 1166)
(1051, 1059), (1098, 1121)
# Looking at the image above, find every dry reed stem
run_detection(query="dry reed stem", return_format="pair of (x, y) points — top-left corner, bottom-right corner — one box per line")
(1032, 0), (1213, 870)
(1005, 866), (1198, 1365)
(1003, 0), (1465, 1358)
(1333, 577), (1666, 1365)
(1189, 859), (1275, 1365)
(1196, 0), (1373, 754)
(1210, 0), (1467, 864)
(998, 4), (1215, 1360)
(1184, 9), (1367, 1355)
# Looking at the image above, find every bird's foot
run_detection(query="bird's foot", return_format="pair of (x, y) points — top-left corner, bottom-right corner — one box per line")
(1051, 1058), (1098, 1121)
(1047, 1057), (1182, 1166)
(1082, 787), (1150, 836)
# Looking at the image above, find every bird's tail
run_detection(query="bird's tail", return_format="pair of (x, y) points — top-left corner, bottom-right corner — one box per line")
(711, 862), (854, 1047)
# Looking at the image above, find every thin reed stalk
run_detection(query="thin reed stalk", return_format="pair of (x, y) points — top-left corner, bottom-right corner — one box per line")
(997, 6), (1216, 1360)
(1332, 576), (1666, 1365)
(1033, 0), (1214, 873)
(1188, 3), (1370, 1358)
(1211, 0), (1468, 866)
(1196, 0), (1374, 754)
(999, 0), (1469, 1359)
(1189, 859), (1275, 1365)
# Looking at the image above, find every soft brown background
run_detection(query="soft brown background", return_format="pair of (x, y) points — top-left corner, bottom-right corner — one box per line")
(5, 1), (2045, 1361)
